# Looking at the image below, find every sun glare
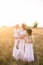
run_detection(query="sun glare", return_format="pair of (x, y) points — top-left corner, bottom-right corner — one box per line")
(0, 0), (43, 27)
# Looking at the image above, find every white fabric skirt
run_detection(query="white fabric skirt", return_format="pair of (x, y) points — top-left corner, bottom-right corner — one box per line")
(12, 46), (20, 60)
(23, 43), (34, 62)
(18, 40), (24, 60)
(12, 39), (24, 60)
(12, 40), (20, 60)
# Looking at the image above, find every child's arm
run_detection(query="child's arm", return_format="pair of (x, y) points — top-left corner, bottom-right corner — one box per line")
(16, 40), (19, 49)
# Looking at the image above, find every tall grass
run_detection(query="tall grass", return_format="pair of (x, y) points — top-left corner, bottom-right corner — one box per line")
(0, 27), (43, 65)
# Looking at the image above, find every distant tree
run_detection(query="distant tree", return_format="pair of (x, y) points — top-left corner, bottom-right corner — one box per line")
(33, 21), (38, 28)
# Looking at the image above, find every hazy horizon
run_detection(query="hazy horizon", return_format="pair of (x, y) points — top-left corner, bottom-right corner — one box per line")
(0, 0), (43, 27)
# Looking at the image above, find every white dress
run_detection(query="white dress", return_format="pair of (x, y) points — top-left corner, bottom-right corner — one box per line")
(18, 30), (27, 60)
(12, 29), (20, 60)
(23, 36), (34, 62)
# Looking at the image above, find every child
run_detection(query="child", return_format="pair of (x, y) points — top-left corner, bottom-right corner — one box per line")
(23, 28), (34, 62)
(12, 24), (21, 60)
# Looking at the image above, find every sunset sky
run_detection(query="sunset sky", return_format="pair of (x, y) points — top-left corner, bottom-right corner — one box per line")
(0, 0), (43, 27)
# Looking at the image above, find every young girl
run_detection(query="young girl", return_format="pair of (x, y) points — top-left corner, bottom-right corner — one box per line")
(12, 24), (21, 60)
(23, 28), (34, 62)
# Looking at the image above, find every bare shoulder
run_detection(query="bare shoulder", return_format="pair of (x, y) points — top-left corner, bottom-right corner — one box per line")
(32, 35), (34, 38)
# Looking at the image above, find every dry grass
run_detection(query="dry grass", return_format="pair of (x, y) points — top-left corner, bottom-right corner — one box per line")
(0, 27), (43, 65)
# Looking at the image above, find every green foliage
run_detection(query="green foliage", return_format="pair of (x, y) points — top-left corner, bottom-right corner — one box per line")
(33, 21), (38, 28)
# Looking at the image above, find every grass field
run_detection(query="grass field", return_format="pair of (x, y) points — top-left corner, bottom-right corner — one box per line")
(0, 27), (43, 65)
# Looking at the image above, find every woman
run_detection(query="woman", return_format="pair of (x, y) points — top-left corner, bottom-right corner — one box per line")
(23, 28), (34, 62)
(18, 23), (27, 60)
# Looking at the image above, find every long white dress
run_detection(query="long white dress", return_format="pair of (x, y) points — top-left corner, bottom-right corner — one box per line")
(23, 36), (34, 62)
(12, 29), (20, 60)
(18, 30), (27, 60)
